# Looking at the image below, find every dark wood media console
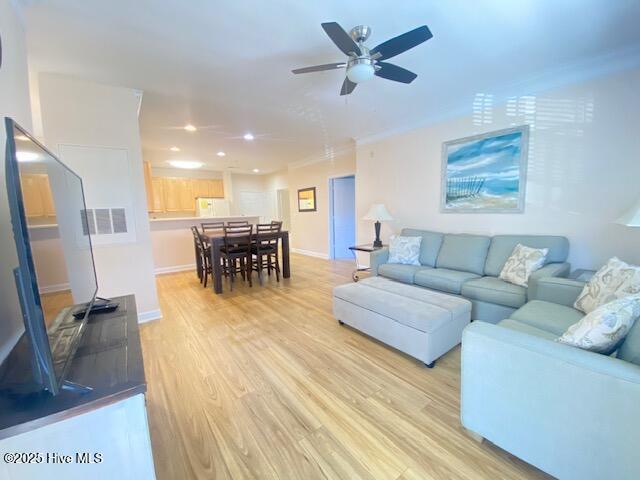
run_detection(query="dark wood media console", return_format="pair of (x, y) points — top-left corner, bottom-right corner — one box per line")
(0, 294), (146, 440)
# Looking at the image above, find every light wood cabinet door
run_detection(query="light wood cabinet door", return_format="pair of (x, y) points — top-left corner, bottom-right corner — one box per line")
(162, 177), (181, 212)
(192, 179), (210, 199)
(21, 175), (46, 218)
(150, 177), (165, 212)
(143, 161), (154, 212)
(208, 179), (224, 198)
(20, 174), (56, 218)
(39, 176), (56, 217)
(178, 179), (195, 211)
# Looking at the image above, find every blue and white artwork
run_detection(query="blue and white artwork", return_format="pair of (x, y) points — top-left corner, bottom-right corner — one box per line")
(441, 125), (529, 213)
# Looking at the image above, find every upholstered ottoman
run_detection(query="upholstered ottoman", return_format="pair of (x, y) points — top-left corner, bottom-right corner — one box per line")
(333, 276), (471, 367)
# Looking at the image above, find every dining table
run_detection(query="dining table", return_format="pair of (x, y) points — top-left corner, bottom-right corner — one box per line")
(199, 229), (290, 294)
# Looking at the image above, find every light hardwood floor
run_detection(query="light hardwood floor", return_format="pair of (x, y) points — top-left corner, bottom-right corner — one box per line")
(141, 254), (551, 480)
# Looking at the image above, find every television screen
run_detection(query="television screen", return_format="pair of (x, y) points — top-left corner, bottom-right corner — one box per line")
(4, 118), (98, 394)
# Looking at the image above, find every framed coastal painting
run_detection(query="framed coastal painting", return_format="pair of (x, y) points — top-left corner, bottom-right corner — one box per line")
(297, 187), (317, 212)
(441, 125), (529, 213)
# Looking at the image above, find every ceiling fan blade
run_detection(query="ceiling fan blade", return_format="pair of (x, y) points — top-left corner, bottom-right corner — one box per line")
(374, 62), (417, 84)
(292, 62), (346, 74)
(340, 77), (357, 96)
(321, 22), (362, 56)
(371, 25), (433, 61)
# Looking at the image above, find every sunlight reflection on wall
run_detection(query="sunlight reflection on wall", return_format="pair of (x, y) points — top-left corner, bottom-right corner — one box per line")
(472, 92), (595, 212)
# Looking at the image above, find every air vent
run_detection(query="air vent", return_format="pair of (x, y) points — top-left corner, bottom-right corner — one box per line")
(80, 209), (96, 236)
(111, 208), (127, 233)
(95, 208), (112, 235)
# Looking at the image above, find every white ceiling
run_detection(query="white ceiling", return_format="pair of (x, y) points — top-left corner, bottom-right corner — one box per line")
(21, 0), (640, 174)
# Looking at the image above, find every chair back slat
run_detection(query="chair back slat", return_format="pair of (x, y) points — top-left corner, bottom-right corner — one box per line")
(223, 224), (253, 252)
(226, 220), (250, 227)
(256, 223), (281, 248)
(201, 221), (225, 232)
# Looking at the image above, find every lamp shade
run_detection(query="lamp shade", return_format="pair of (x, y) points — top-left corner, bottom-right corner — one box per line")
(615, 198), (640, 227)
(363, 204), (393, 222)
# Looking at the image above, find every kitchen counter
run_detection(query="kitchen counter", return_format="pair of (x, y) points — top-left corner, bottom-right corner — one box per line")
(148, 215), (257, 223)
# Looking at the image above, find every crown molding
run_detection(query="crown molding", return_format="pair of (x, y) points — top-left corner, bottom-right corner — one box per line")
(356, 45), (640, 147)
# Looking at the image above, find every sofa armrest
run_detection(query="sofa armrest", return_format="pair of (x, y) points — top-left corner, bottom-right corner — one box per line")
(369, 247), (389, 275)
(527, 262), (571, 300)
(529, 276), (585, 307)
(461, 321), (640, 479)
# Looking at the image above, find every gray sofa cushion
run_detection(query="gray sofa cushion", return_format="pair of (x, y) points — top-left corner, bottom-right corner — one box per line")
(484, 235), (569, 277)
(509, 300), (584, 336)
(436, 234), (491, 275)
(414, 268), (480, 294)
(378, 264), (426, 284)
(461, 276), (527, 309)
(497, 319), (558, 341)
(401, 228), (444, 267)
(617, 318), (640, 366)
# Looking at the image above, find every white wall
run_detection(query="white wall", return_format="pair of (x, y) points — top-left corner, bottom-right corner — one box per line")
(356, 68), (640, 270)
(287, 150), (356, 258)
(0, 0), (33, 361)
(37, 73), (160, 320)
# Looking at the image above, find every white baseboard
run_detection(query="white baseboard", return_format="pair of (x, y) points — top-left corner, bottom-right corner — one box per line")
(154, 264), (196, 275)
(138, 309), (162, 324)
(291, 248), (329, 260)
(39, 283), (71, 294)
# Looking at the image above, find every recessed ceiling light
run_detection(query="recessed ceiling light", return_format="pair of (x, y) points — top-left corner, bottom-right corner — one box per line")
(184, 124), (197, 132)
(252, 168), (260, 173)
(167, 160), (203, 169)
(243, 133), (254, 141)
(217, 151), (226, 157)
(169, 146), (180, 152)
(16, 151), (39, 162)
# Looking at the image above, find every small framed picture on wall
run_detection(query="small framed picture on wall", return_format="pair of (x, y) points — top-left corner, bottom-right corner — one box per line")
(297, 187), (317, 212)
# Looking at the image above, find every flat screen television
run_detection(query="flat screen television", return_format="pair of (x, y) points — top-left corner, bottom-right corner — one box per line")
(3, 117), (98, 395)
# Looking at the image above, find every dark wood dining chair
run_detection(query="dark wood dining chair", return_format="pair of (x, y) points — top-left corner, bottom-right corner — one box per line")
(252, 222), (282, 285)
(226, 220), (250, 227)
(221, 225), (253, 290)
(191, 226), (211, 287)
(201, 221), (225, 232)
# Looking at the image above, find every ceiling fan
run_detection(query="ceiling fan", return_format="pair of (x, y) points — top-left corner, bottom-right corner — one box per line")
(292, 22), (433, 95)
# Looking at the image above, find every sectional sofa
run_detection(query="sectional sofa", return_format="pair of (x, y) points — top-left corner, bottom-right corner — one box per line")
(370, 228), (570, 323)
(462, 276), (640, 479)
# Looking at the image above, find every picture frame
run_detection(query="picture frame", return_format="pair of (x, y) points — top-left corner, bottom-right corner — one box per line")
(440, 125), (529, 213)
(297, 187), (317, 212)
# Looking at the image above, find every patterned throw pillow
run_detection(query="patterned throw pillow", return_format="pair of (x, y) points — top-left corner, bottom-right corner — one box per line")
(558, 295), (640, 353)
(499, 244), (549, 287)
(574, 257), (640, 314)
(387, 235), (422, 266)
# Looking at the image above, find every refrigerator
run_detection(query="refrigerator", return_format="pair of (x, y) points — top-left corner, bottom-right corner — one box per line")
(196, 197), (230, 217)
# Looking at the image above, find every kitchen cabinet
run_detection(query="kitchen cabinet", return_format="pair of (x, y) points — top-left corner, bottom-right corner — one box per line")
(143, 161), (154, 211)
(151, 176), (224, 214)
(209, 179), (224, 198)
(20, 174), (56, 219)
(150, 177), (164, 212)
(178, 178), (194, 211)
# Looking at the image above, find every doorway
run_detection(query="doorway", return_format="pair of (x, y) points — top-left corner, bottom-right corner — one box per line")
(329, 175), (356, 259)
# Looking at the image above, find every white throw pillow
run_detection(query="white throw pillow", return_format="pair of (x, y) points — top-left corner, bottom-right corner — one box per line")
(387, 235), (422, 266)
(499, 244), (549, 287)
(557, 295), (640, 353)
(574, 257), (640, 313)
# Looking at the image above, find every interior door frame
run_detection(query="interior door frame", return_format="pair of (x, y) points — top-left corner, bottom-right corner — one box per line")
(328, 173), (356, 260)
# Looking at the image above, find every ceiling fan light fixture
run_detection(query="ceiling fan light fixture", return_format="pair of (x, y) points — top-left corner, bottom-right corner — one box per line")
(347, 61), (375, 84)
